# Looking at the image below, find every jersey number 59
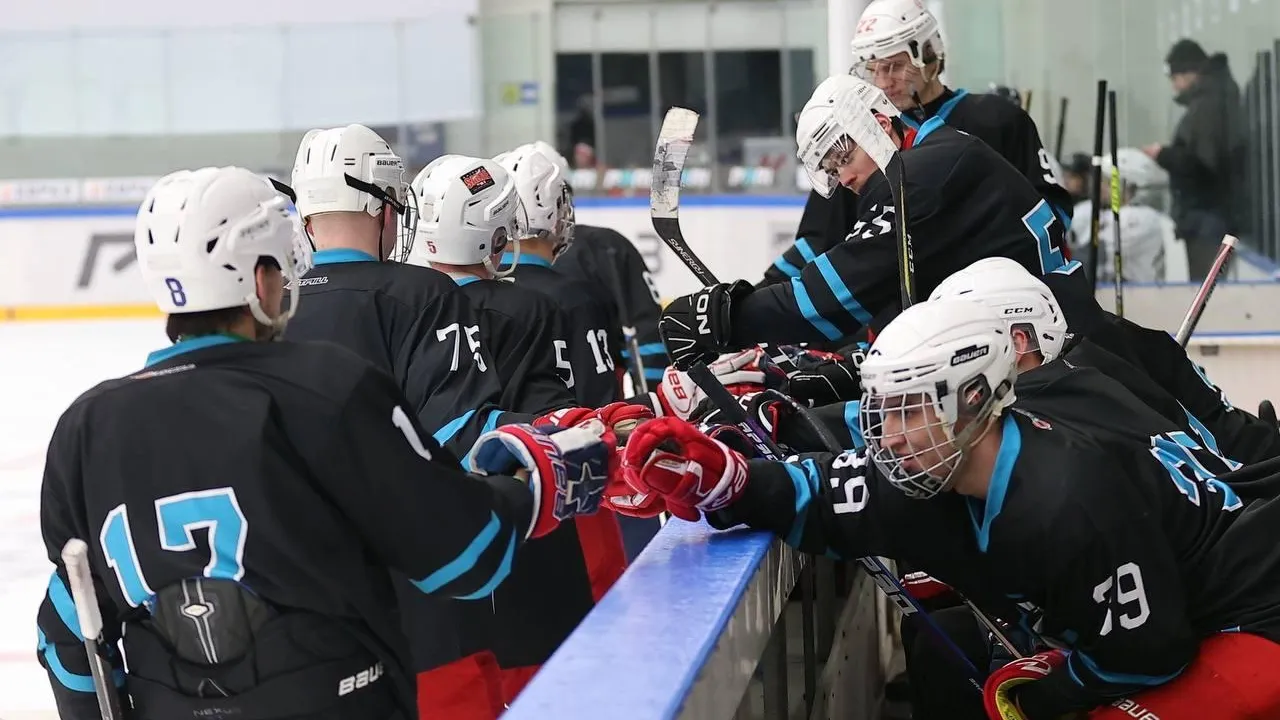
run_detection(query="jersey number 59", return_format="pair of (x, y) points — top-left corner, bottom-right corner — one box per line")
(100, 488), (248, 607)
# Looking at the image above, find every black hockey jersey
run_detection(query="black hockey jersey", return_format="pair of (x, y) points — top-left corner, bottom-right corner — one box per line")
(36, 336), (534, 719)
(763, 88), (1073, 287)
(502, 252), (622, 408)
(733, 121), (1069, 347)
(450, 274), (576, 416)
(286, 249), (523, 458)
(555, 224), (667, 388)
(722, 410), (1280, 715)
(1043, 260), (1280, 465)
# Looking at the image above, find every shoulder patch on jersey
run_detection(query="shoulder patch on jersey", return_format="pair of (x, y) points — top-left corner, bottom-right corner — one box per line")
(130, 363), (196, 381)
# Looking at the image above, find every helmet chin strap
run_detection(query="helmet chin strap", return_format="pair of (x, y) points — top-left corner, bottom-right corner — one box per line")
(247, 280), (299, 342)
(486, 240), (520, 278)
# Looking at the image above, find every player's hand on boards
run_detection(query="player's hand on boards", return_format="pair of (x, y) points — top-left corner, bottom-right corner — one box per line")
(659, 281), (754, 371)
(469, 421), (618, 539)
(620, 417), (750, 522)
(982, 650), (1066, 720)
(786, 345), (866, 406)
(534, 402), (655, 444)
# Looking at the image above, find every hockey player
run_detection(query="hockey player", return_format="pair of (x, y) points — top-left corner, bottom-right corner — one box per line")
(1068, 148), (1178, 282)
(408, 154), (576, 417)
(618, 296), (1280, 719)
(281, 124), (516, 459)
(408, 153), (643, 706)
(659, 75), (1068, 369)
(35, 167), (619, 720)
(496, 142), (622, 409)
(557, 222), (667, 392)
(762, 0), (1070, 287)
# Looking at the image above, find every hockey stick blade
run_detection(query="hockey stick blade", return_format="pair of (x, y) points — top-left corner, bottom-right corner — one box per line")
(61, 539), (124, 719)
(652, 108), (717, 286)
(1175, 234), (1236, 347)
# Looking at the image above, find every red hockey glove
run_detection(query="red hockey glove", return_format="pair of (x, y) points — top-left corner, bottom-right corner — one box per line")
(534, 402), (654, 442)
(983, 650), (1066, 720)
(470, 421), (618, 539)
(604, 470), (668, 519)
(655, 348), (781, 419)
(622, 417), (750, 522)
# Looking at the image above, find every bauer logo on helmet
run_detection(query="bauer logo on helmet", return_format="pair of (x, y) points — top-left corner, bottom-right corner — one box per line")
(950, 344), (990, 366)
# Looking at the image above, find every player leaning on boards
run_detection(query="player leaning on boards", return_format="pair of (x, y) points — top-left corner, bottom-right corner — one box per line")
(618, 296), (1280, 720)
(659, 74), (1068, 368)
(762, 0), (1072, 288)
(408, 154), (648, 708)
(34, 167), (619, 720)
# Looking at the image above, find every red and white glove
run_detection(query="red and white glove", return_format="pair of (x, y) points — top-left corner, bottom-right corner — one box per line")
(469, 421), (618, 539)
(983, 650), (1066, 720)
(654, 348), (778, 419)
(534, 402), (655, 442)
(603, 472), (668, 519)
(621, 417), (750, 522)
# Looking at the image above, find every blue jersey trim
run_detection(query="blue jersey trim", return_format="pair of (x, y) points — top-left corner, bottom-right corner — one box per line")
(772, 257), (803, 278)
(412, 510), (505, 595)
(313, 248), (376, 265)
(453, 275), (481, 286)
(968, 414), (1022, 553)
(814, 255), (873, 326)
(790, 277), (843, 341)
(914, 116), (947, 144)
(433, 408), (477, 446)
(454, 529), (517, 600)
(1066, 649), (1184, 688)
(47, 573), (84, 641)
(794, 237), (818, 263)
(843, 401), (865, 450)
(501, 252), (552, 268)
(145, 333), (244, 368)
(900, 89), (970, 129)
(782, 462), (818, 549)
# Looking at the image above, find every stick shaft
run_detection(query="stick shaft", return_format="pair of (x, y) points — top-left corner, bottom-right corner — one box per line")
(1088, 80), (1108, 288)
(60, 539), (123, 720)
(1176, 234), (1237, 347)
(1108, 89), (1124, 317)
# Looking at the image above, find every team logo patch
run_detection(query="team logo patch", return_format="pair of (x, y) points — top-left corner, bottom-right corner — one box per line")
(460, 166), (496, 195)
(950, 344), (990, 366)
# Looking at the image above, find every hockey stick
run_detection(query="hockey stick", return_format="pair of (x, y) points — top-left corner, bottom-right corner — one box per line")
(1055, 96), (1069, 161)
(1088, 79), (1108, 288)
(1108, 89), (1125, 317)
(61, 539), (124, 720)
(1175, 234), (1237, 347)
(652, 107), (985, 694)
(602, 245), (649, 395)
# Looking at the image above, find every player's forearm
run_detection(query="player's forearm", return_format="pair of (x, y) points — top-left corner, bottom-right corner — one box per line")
(37, 588), (127, 720)
(731, 282), (849, 347)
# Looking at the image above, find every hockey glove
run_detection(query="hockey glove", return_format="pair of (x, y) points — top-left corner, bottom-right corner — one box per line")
(604, 472), (668, 519)
(786, 344), (867, 406)
(655, 348), (785, 419)
(622, 417), (750, 522)
(469, 421), (618, 540)
(659, 281), (754, 371)
(534, 402), (654, 443)
(696, 391), (792, 444)
(982, 650), (1066, 720)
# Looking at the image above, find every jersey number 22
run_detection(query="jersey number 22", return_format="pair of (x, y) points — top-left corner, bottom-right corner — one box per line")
(100, 488), (248, 607)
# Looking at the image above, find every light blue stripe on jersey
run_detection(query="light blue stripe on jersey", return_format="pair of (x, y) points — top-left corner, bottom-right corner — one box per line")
(782, 462), (820, 548)
(772, 257), (803, 278)
(462, 410), (507, 469)
(412, 511), (511, 597)
(433, 409), (477, 446)
(1052, 259), (1083, 276)
(644, 367), (665, 381)
(900, 89), (969, 129)
(47, 573), (83, 641)
(843, 402), (865, 450)
(621, 343), (667, 359)
(791, 277), (843, 341)
(914, 116), (947, 143)
(814, 255), (873, 326)
(1066, 649), (1184, 688)
(968, 414), (1021, 553)
(454, 530), (517, 600)
(37, 628), (124, 692)
(145, 333), (244, 367)
(794, 237), (818, 263)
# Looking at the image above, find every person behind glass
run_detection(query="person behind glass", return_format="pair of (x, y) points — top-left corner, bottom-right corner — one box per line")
(1143, 38), (1247, 281)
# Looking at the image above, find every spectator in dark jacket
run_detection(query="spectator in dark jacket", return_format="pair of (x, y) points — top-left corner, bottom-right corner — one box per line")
(1144, 38), (1247, 280)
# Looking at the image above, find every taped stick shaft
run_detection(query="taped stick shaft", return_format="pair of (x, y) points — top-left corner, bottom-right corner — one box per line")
(61, 539), (123, 720)
(1175, 234), (1236, 347)
(1109, 89), (1124, 317)
(1088, 79), (1108, 288)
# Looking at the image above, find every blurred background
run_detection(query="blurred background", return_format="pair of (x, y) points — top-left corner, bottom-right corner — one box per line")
(2, 0), (1278, 251)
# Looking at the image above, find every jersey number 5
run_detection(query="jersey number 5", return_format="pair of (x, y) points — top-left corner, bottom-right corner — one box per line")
(100, 487), (248, 607)
(1021, 199), (1065, 274)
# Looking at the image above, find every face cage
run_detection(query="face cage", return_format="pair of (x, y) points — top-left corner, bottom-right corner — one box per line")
(859, 392), (965, 499)
(802, 132), (857, 199)
(551, 182), (576, 259)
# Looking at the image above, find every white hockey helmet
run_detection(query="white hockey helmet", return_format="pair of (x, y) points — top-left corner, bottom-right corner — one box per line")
(859, 297), (1017, 499)
(850, 0), (945, 74)
(928, 257), (1070, 364)
(289, 124), (417, 261)
(495, 141), (576, 258)
(795, 75), (901, 198)
(135, 167), (312, 331)
(409, 154), (525, 277)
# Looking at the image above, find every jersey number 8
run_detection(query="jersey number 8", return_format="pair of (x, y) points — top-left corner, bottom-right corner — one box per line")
(100, 487), (248, 607)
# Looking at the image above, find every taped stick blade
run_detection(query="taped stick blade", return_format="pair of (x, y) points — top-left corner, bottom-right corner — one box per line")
(651, 108), (699, 220)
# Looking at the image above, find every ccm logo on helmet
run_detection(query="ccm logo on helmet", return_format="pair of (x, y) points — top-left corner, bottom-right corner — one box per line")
(1003, 306), (1035, 315)
(950, 344), (990, 366)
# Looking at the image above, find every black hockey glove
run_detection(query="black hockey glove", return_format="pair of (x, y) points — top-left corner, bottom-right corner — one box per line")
(786, 345), (866, 406)
(659, 281), (754, 371)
